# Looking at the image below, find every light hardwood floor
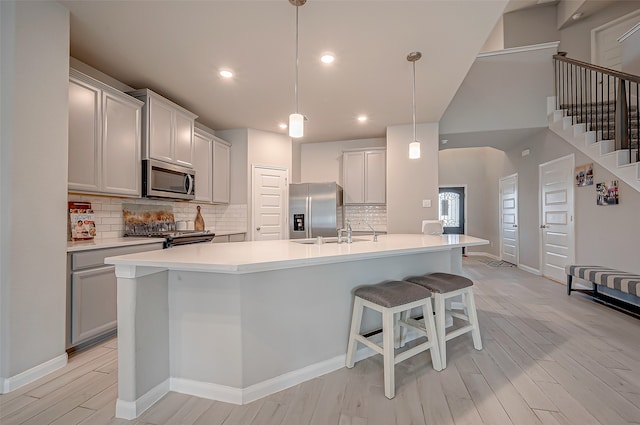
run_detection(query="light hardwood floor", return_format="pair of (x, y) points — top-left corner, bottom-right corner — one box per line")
(2, 256), (640, 425)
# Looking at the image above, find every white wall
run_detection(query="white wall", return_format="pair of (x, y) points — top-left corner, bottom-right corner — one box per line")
(299, 137), (386, 184)
(481, 16), (504, 53)
(1, 0), (69, 385)
(386, 123), (439, 233)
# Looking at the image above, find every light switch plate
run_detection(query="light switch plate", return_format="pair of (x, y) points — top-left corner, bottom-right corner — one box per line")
(422, 199), (431, 208)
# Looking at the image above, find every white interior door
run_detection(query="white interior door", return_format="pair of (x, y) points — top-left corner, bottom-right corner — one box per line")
(252, 166), (288, 241)
(499, 174), (518, 265)
(539, 155), (575, 282)
(591, 10), (640, 70)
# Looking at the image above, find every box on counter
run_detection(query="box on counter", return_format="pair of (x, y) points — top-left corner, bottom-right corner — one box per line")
(69, 201), (96, 241)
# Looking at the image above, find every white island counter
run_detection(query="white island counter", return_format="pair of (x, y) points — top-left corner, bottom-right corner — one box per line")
(106, 234), (487, 419)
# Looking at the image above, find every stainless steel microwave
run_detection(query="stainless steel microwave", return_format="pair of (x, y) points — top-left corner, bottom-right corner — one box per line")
(143, 159), (195, 200)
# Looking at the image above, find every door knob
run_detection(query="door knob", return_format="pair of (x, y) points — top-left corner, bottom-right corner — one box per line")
(256, 227), (261, 231)
(513, 224), (518, 228)
(540, 224), (547, 229)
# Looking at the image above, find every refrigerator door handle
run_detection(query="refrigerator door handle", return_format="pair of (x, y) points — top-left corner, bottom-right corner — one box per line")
(307, 196), (312, 238)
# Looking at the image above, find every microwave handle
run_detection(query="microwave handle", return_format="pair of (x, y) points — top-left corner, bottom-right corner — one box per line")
(185, 174), (194, 195)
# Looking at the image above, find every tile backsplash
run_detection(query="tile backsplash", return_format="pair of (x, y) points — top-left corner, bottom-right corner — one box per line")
(67, 194), (247, 240)
(344, 205), (387, 232)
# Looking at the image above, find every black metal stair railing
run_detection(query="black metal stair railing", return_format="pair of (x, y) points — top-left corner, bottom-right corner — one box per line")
(553, 53), (640, 163)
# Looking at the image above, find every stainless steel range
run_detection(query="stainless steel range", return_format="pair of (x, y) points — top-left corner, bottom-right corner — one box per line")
(125, 229), (215, 248)
(122, 203), (215, 248)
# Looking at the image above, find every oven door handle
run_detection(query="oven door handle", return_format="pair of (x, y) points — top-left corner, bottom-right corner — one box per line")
(185, 174), (194, 195)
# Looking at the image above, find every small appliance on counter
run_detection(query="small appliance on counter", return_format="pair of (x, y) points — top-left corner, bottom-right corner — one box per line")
(289, 182), (343, 239)
(123, 204), (214, 248)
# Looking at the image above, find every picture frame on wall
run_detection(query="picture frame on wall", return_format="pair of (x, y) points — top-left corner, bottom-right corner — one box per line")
(575, 163), (594, 186)
(596, 180), (619, 206)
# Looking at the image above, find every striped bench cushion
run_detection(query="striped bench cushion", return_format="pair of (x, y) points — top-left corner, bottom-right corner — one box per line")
(565, 265), (640, 296)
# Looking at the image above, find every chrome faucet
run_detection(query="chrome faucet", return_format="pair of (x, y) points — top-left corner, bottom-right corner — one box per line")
(365, 222), (378, 242)
(338, 220), (353, 244)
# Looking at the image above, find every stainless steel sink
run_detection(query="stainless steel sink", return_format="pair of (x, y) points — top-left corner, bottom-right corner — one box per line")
(291, 237), (368, 244)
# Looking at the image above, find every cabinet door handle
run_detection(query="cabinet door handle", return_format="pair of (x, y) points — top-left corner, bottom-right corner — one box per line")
(513, 224), (518, 228)
(540, 224), (547, 229)
(256, 227), (261, 231)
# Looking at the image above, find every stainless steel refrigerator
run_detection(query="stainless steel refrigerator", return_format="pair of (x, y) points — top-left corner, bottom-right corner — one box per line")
(289, 182), (344, 239)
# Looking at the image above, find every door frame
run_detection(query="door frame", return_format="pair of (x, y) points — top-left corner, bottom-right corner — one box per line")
(538, 154), (575, 281)
(438, 184), (468, 235)
(251, 164), (289, 241)
(499, 173), (518, 265)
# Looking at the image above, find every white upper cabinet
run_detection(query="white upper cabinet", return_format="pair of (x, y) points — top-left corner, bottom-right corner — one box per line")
(68, 69), (143, 197)
(193, 128), (213, 203)
(342, 149), (386, 204)
(212, 137), (231, 204)
(128, 89), (197, 168)
(193, 128), (231, 204)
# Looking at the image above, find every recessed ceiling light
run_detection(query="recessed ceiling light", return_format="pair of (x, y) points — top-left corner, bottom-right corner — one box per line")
(279, 123), (288, 130)
(441, 139), (448, 144)
(219, 69), (233, 78)
(357, 115), (368, 122)
(320, 53), (335, 64)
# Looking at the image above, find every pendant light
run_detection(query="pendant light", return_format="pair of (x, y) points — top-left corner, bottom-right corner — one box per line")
(289, 0), (306, 138)
(407, 51), (422, 159)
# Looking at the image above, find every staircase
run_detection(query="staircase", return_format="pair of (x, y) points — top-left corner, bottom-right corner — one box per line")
(549, 54), (640, 193)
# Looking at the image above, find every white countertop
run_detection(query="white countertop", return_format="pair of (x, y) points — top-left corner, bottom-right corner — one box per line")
(105, 234), (488, 274)
(67, 237), (166, 253)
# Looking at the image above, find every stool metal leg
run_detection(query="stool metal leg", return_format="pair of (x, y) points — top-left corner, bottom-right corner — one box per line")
(346, 297), (364, 368)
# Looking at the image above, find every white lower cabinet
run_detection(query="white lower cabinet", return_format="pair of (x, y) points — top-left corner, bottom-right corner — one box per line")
(67, 242), (163, 349)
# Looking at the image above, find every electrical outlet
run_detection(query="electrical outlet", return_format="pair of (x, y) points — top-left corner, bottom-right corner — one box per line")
(422, 199), (431, 208)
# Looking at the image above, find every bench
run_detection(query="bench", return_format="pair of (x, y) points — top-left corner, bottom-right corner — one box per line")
(565, 265), (640, 318)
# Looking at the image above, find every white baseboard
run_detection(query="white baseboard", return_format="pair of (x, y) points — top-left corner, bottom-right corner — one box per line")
(518, 264), (541, 275)
(170, 354), (347, 406)
(168, 331), (434, 407)
(115, 378), (170, 420)
(0, 353), (67, 394)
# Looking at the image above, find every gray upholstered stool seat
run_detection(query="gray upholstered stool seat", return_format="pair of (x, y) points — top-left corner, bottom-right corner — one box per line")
(404, 273), (482, 368)
(354, 280), (433, 307)
(405, 272), (473, 293)
(346, 280), (442, 399)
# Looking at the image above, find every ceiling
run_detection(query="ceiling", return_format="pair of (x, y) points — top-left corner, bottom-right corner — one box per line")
(60, 0), (511, 144)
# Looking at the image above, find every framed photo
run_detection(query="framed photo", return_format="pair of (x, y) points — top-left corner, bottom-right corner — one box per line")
(596, 180), (619, 206)
(575, 163), (593, 186)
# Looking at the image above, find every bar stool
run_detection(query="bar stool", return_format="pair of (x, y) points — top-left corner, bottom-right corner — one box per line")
(345, 280), (442, 399)
(405, 273), (482, 368)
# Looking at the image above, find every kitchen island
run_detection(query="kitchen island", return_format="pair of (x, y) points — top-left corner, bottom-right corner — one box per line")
(106, 234), (487, 419)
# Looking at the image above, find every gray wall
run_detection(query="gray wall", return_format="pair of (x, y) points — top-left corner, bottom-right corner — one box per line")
(1, 1), (69, 380)
(386, 123), (440, 233)
(439, 147), (506, 257)
(503, 4), (560, 49)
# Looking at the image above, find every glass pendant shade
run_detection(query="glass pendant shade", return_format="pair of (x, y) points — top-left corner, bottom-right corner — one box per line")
(289, 113), (304, 138)
(409, 141), (421, 159)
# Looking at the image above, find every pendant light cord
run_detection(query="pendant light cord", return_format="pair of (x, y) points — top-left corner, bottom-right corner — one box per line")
(295, 3), (299, 114)
(412, 59), (416, 142)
